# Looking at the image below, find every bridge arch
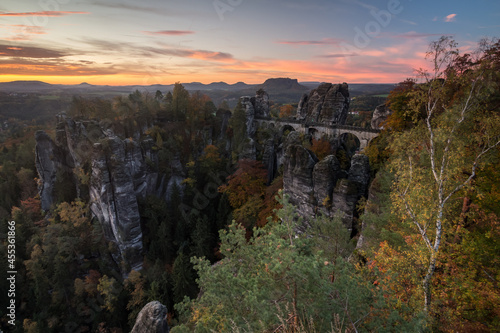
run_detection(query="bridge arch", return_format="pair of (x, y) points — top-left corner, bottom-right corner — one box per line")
(308, 127), (320, 140)
(337, 130), (375, 150)
(338, 132), (361, 155)
(281, 124), (296, 136)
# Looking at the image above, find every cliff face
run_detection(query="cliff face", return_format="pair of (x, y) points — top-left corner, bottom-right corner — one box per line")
(238, 90), (271, 160)
(297, 82), (350, 124)
(35, 114), (183, 272)
(283, 136), (370, 231)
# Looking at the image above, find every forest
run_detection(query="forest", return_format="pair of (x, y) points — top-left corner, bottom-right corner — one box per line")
(0, 37), (498, 333)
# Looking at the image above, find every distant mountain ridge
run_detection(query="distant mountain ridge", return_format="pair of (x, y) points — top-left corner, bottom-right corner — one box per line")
(0, 78), (395, 108)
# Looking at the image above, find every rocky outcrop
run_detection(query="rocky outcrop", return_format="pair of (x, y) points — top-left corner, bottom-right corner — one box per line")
(355, 170), (388, 252)
(371, 104), (391, 129)
(131, 301), (169, 333)
(35, 114), (185, 273)
(238, 90), (271, 160)
(313, 155), (340, 210)
(253, 89), (270, 118)
(348, 154), (371, 197)
(240, 96), (256, 138)
(283, 143), (319, 217)
(262, 138), (277, 185)
(297, 83), (349, 125)
(89, 137), (143, 272)
(35, 131), (71, 211)
(283, 137), (370, 230)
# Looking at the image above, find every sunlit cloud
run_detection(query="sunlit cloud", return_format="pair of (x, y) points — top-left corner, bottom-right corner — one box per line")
(2, 24), (47, 41)
(0, 44), (68, 58)
(277, 38), (342, 45)
(317, 53), (358, 58)
(444, 14), (457, 22)
(0, 63), (117, 76)
(142, 30), (195, 36)
(0, 11), (89, 17)
(75, 37), (234, 63)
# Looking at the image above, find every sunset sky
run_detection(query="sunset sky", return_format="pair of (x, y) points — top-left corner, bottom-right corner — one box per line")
(0, 0), (499, 85)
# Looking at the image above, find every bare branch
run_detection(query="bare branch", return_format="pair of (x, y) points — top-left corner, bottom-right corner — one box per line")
(443, 138), (500, 204)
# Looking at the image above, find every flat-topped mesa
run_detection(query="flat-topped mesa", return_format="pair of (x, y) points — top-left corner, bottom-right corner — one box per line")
(297, 82), (350, 125)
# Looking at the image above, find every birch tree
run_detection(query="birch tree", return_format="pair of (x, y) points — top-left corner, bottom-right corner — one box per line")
(390, 37), (500, 313)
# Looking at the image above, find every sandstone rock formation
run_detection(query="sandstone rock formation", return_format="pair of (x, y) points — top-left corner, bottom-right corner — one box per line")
(262, 138), (277, 185)
(297, 82), (349, 124)
(89, 137), (144, 272)
(283, 143), (319, 217)
(238, 90), (271, 160)
(283, 137), (370, 230)
(35, 113), (184, 272)
(371, 104), (391, 129)
(253, 89), (270, 118)
(131, 301), (169, 333)
(35, 131), (70, 211)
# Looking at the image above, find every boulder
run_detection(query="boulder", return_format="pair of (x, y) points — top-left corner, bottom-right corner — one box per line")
(131, 301), (169, 333)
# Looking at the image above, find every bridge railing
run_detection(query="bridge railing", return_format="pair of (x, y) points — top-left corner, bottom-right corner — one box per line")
(254, 116), (381, 133)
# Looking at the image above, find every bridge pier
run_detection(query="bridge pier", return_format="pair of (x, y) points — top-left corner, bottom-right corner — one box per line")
(359, 139), (369, 150)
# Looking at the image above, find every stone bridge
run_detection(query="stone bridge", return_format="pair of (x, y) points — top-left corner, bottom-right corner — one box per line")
(254, 117), (380, 150)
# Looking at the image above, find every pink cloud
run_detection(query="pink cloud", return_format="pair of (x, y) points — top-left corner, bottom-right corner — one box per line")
(0, 11), (89, 16)
(277, 38), (342, 46)
(142, 30), (195, 36)
(444, 14), (456, 22)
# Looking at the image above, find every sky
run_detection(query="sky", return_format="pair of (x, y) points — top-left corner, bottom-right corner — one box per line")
(0, 0), (499, 85)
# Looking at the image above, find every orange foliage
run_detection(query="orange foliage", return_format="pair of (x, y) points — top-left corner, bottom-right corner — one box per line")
(219, 160), (282, 229)
(20, 197), (42, 222)
(219, 159), (267, 209)
(310, 138), (331, 160)
(279, 104), (294, 118)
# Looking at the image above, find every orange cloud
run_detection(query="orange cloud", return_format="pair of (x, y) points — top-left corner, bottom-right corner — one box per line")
(0, 11), (89, 16)
(2, 24), (47, 41)
(0, 44), (67, 58)
(444, 14), (456, 22)
(189, 51), (234, 62)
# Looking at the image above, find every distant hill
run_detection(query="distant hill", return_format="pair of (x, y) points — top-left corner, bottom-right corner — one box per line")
(0, 79), (395, 108)
(0, 80), (55, 92)
(259, 78), (308, 92)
